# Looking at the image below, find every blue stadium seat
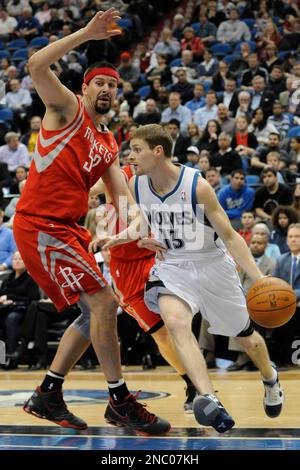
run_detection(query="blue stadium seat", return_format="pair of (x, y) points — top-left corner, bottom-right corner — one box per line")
(29, 36), (49, 48)
(246, 174), (260, 186)
(242, 18), (256, 29)
(117, 18), (132, 31)
(12, 48), (28, 63)
(223, 54), (235, 64)
(0, 108), (13, 122)
(137, 85), (150, 99)
(191, 22), (200, 32)
(203, 79), (212, 92)
(211, 43), (232, 58)
(169, 58), (182, 67)
(0, 50), (10, 60)
(0, 41), (4, 50)
(287, 126), (300, 138)
(7, 38), (27, 52)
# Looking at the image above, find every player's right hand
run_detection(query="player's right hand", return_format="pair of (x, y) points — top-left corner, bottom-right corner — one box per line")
(137, 238), (167, 260)
(83, 8), (122, 41)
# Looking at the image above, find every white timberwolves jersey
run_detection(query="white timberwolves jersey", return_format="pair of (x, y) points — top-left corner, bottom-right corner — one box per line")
(134, 165), (226, 261)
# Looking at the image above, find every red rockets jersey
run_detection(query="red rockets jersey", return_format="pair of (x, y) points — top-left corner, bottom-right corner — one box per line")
(17, 96), (118, 223)
(110, 165), (154, 262)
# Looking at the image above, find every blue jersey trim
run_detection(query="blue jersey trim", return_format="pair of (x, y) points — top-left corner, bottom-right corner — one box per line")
(134, 176), (140, 205)
(191, 171), (200, 215)
(147, 165), (185, 202)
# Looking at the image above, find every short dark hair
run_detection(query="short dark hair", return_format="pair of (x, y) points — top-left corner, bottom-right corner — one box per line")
(231, 169), (246, 178)
(261, 167), (277, 177)
(168, 118), (181, 129)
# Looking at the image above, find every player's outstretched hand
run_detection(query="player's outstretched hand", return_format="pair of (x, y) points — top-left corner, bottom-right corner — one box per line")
(84, 8), (122, 41)
(137, 238), (167, 260)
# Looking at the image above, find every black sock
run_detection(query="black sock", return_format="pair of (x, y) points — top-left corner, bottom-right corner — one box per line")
(40, 370), (65, 392)
(108, 380), (130, 404)
(181, 374), (194, 387)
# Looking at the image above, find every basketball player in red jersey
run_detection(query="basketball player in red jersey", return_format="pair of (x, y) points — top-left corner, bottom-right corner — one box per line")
(13, 9), (170, 435)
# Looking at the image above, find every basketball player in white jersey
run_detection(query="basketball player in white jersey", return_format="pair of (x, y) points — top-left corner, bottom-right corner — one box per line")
(102, 124), (284, 433)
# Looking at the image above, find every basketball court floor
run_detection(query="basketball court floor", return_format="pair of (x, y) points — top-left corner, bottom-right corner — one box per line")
(0, 365), (300, 451)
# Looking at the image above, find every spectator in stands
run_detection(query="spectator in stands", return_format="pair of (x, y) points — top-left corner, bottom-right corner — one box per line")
(198, 151), (210, 173)
(114, 110), (131, 148)
(6, 0), (30, 18)
(34, 3), (51, 26)
(0, 132), (29, 174)
(289, 137), (300, 167)
(250, 75), (275, 117)
(194, 12), (217, 45)
(216, 7), (251, 44)
(253, 167), (294, 221)
(197, 48), (219, 79)
(232, 115), (258, 162)
(218, 169), (255, 229)
(271, 223), (300, 364)
(265, 151), (289, 184)
(219, 77), (239, 115)
(267, 101), (291, 139)
(5, 78), (32, 132)
(266, 65), (286, 96)
(238, 210), (256, 245)
(256, 21), (282, 61)
(0, 8), (17, 39)
(135, 99), (161, 125)
(233, 90), (253, 118)
(118, 52), (140, 89)
(193, 90), (218, 130)
(9, 165), (26, 194)
(16, 6), (41, 40)
(153, 27), (180, 60)
(185, 145), (200, 169)
(187, 122), (202, 147)
(211, 60), (230, 92)
(21, 115), (41, 158)
(172, 50), (199, 83)
(228, 42), (251, 79)
(292, 184), (300, 218)
(241, 53), (268, 90)
(185, 83), (206, 115)
(210, 131), (242, 176)
(216, 103), (235, 136)
(161, 92), (192, 135)
(0, 208), (16, 270)
(251, 222), (281, 260)
(5, 179), (26, 228)
(205, 166), (222, 194)
(0, 250), (39, 363)
(248, 107), (277, 145)
(181, 26), (205, 60)
(164, 118), (190, 164)
(270, 206), (299, 254)
(171, 68), (194, 104)
(198, 119), (221, 155)
(172, 13), (185, 41)
(251, 132), (289, 173)
(146, 53), (171, 85)
(206, 0), (226, 27)
(261, 44), (281, 74)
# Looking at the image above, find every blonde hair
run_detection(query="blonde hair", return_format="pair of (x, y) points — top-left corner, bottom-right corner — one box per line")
(132, 124), (173, 157)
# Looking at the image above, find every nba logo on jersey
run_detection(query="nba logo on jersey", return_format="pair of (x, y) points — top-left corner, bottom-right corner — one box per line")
(181, 191), (186, 200)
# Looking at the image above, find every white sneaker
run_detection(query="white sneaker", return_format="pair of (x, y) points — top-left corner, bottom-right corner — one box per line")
(263, 368), (284, 418)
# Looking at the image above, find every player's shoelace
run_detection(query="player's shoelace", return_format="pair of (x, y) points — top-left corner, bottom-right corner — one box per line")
(124, 392), (156, 424)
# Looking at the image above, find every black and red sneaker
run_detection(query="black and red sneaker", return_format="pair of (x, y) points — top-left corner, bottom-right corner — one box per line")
(23, 386), (87, 430)
(104, 392), (171, 435)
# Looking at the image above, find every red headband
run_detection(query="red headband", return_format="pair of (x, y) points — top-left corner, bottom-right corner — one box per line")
(84, 67), (120, 85)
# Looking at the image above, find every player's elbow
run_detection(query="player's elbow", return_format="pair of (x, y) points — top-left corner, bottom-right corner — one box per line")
(28, 54), (47, 77)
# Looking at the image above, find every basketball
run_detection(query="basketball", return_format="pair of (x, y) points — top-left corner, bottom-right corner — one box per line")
(246, 277), (297, 328)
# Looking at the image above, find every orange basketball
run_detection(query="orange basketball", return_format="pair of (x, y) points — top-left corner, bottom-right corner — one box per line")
(246, 277), (297, 328)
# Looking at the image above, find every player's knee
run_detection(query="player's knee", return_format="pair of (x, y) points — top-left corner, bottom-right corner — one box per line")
(163, 313), (190, 337)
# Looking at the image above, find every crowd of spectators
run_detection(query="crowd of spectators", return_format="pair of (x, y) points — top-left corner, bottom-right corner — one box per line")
(1, 0), (300, 370)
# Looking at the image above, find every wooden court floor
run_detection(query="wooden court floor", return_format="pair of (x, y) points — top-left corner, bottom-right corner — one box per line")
(0, 366), (300, 450)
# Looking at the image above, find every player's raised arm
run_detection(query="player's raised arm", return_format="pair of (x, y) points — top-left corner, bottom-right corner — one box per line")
(28, 9), (121, 124)
(196, 178), (264, 281)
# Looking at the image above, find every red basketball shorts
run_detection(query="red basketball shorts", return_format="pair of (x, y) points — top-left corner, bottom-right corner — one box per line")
(110, 255), (163, 332)
(14, 213), (107, 312)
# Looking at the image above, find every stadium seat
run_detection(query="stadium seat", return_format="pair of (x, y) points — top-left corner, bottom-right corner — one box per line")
(211, 43), (232, 58)
(7, 38), (27, 52)
(0, 108), (13, 122)
(0, 41), (4, 50)
(11, 48), (29, 63)
(29, 36), (49, 48)
(242, 18), (256, 29)
(287, 126), (300, 138)
(223, 54), (235, 64)
(117, 18), (132, 31)
(203, 79), (213, 92)
(191, 22), (200, 32)
(234, 40), (256, 55)
(169, 58), (182, 67)
(137, 85), (150, 99)
(246, 174), (260, 186)
(0, 50), (10, 60)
